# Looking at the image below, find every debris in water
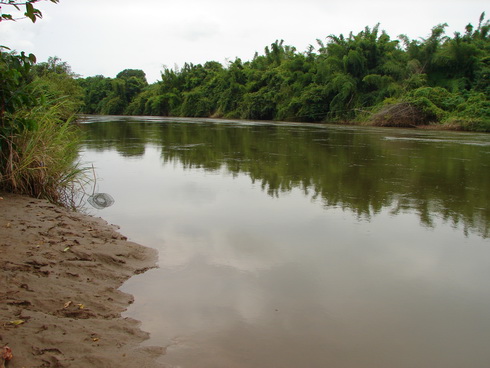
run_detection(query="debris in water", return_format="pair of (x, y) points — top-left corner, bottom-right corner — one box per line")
(87, 193), (115, 210)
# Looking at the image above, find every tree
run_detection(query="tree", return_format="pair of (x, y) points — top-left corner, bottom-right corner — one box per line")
(73, 16), (489, 130)
(32, 56), (77, 77)
(31, 57), (84, 119)
(1, 0), (60, 127)
(0, 49), (37, 130)
(0, 0), (59, 23)
(116, 69), (148, 84)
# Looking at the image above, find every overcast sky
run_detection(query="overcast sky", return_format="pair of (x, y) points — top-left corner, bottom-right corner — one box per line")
(2, 0), (488, 82)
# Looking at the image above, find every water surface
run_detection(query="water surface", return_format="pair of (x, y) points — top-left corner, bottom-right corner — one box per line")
(80, 116), (490, 368)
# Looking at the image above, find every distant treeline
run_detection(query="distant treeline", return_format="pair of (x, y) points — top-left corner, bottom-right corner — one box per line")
(76, 15), (490, 131)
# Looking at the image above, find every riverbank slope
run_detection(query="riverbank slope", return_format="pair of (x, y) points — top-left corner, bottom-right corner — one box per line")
(0, 193), (164, 367)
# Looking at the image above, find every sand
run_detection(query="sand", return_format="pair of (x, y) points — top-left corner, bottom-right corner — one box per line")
(0, 193), (165, 367)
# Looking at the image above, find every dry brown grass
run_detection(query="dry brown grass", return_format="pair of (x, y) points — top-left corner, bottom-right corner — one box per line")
(370, 102), (435, 128)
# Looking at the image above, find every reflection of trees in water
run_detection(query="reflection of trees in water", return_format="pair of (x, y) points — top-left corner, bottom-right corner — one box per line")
(81, 120), (490, 238)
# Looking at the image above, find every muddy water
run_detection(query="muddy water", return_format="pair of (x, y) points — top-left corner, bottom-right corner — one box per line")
(80, 116), (490, 368)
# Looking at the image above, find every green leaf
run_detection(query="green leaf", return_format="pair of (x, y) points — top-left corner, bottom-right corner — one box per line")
(25, 3), (37, 22)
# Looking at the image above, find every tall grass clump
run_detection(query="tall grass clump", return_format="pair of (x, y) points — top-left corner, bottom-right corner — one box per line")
(0, 98), (88, 208)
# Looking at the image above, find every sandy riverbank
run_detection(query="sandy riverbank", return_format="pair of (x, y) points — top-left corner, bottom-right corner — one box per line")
(0, 193), (165, 367)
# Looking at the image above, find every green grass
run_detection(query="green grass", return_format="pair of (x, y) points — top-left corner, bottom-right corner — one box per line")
(0, 99), (89, 208)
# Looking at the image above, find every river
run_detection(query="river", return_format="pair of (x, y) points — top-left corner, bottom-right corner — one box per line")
(79, 116), (490, 368)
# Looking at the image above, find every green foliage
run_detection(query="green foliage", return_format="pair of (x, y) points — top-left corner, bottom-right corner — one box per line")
(0, 0), (87, 205)
(116, 69), (148, 82)
(78, 69), (148, 115)
(239, 89), (276, 120)
(372, 86), (490, 129)
(100, 96), (125, 115)
(0, 48), (37, 133)
(77, 13), (490, 132)
(0, 0), (59, 23)
(0, 48), (86, 205)
(181, 89), (213, 117)
(32, 56), (75, 77)
(278, 84), (329, 122)
(77, 75), (113, 114)
(452, 92), (490, 132)
(1, 101), (85, 206)
(31, 56), (84, 119)
(406, 87), (456, 121)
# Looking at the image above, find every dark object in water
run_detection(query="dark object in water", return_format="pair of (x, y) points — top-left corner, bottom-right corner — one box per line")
(87, 193), (115, 209)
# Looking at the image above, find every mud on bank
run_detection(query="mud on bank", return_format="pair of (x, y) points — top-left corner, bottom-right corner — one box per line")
(0, 193), (164, 368)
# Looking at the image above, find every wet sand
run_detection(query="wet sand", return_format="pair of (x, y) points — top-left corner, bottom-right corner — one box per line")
(0, 193), (164, 367)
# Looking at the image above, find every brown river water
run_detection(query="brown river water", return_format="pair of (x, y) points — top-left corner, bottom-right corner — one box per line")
(79, 116), (490, 368)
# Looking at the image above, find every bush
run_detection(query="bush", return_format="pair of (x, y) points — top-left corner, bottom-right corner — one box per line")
(181, 90), (214, 117)
(0, 101), (87, 207)
(239, 89), (277, 120)
(0, 50), (88, 207)
(100, 96), (125, 115)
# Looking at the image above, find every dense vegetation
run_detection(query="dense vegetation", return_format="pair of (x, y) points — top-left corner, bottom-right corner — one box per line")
(78, 14), (490, 131)
(0, 50), (85, 204)
(0, 1), (85, 205)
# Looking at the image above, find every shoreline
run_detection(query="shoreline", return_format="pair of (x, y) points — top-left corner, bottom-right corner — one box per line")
(78, 114), (489, 133)
(0, 193), (164, 367)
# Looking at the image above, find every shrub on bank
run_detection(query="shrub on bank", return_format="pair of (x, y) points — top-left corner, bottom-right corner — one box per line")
(1, 103), (86, 206)
(0, 49), (87, 207)
(369, 87), (490, 131)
